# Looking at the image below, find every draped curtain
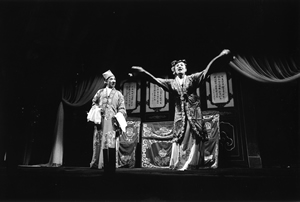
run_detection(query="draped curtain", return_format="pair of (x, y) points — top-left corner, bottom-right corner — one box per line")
(230, 55), (300, 83)
(47, 75), (104, 167)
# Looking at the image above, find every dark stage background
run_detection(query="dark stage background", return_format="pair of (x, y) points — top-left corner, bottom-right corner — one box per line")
(0, 0), (299, 169)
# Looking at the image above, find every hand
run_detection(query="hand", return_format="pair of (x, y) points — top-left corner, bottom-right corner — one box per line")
(220, 49), (230, 55)
(131, 66), (144, 72)
(129, 66), (145, 77)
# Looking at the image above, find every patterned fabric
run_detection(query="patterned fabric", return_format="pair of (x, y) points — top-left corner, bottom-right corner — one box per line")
(141, 113), (220, 169)
(203, 112), (220, 168)
(153, 73), (207, 170)
(90, 87), (126, 169)
(136, 52), (230, 170)
(117, 118), (141, 168)
(142, 122), (173, 139)
(156, 73), (206, 142)
(141, 121), (173, 168)
(142, 139), (173, 168)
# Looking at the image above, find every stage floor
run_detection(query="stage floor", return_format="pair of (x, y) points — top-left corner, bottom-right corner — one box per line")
(1, 166), (299, 201)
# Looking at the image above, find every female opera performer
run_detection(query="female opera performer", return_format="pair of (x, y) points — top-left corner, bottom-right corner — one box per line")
(130, 49), (233, 170)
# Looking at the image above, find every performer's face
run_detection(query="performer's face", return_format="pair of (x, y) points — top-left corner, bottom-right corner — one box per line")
(107, 76), (116, 88)
(174, 62), (187, 76)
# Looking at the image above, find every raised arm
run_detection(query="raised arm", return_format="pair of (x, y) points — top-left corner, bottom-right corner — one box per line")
(202, 49), (233, 79)
(130, 66), (171, 91)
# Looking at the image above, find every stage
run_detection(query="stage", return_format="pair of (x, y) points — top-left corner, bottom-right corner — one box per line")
(1, 166), (299, 201)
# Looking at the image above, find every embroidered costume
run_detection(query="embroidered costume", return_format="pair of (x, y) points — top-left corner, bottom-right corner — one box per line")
(88, 70), (126, 170)
(149, 72), (208, 170)
(132, 50), (232, 170)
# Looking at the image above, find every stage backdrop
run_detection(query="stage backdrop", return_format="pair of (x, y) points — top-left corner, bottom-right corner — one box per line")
(141, 111), (220, 168)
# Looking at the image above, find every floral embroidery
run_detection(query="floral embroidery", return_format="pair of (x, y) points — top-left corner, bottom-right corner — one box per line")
(154, 155), (170, 167)
(120, 155), (132, 162)
(103, 131), (116, 149)
(158, 148), (167, 158)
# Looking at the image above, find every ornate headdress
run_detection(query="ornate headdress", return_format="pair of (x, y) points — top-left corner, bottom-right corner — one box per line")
(171, 59), (187, 75)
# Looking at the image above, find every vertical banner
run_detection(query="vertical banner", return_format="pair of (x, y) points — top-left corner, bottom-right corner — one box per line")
(122, 81), (141, 113)
(146, 82), (169, 112)
(123, 82), (137, 110)
(210, 72), (229, 104)
(149, 83), (165, 108)
(206, 72), (234, 108)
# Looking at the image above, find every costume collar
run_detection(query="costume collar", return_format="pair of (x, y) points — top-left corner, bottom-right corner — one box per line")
(175, 75), (186, 87)
(105, 86), (115, 97)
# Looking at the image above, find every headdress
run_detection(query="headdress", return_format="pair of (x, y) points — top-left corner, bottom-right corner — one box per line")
(102, 70), (114, 80)
(171, 59), (187, 67)
(171, 59), (187, 75)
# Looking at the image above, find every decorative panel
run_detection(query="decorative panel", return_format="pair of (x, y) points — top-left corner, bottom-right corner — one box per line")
(216, 111), (248, 167)
(117, 117), (141, 168)
(141, 116), (221, 168)
(121, 81), (141, 114)
(141, 121), (173, 168)
(203, 112), (220, 168)
(145, 82), (169, 112)
(145, 82), (171, 121)
(206, 72), (234, 108)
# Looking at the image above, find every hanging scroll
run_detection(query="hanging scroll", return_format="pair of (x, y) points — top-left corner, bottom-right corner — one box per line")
(206, 72), (234, 108)
(123, 82), (137, 110)
(149, 83), (165, 108)
(122, 81), (141, 113)
(211, 72), (229, 104)
(146, 82), (169, 112)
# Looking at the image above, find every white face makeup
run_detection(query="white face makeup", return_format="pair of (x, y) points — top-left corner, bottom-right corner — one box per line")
(174, 62), (187, 76)
(106, 76), (116, 88)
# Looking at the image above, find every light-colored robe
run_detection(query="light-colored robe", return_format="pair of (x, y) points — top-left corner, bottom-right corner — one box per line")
(139, 52), (232, 170)
(149, 72), (208, 170)
(90, 87), (126, 169)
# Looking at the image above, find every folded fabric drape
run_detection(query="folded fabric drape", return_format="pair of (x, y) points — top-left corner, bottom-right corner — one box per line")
(87, 105), (102, 125)
(230, 55), (300, 83)
(47, 75), (104, 167)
